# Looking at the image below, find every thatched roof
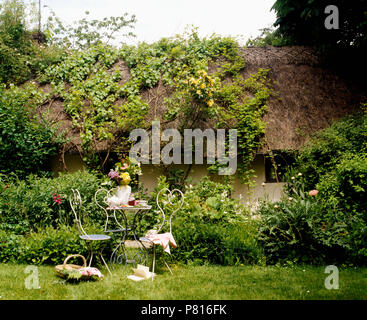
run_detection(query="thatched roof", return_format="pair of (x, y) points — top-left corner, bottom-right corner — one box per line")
(241, 46), (364, 151)
(38, 46), (365, 156)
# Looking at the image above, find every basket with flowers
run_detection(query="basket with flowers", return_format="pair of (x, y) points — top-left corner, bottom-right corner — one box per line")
(55, 254), (104, 282)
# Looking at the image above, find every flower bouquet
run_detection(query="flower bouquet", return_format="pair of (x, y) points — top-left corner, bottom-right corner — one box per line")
(107, 155), (142, 207)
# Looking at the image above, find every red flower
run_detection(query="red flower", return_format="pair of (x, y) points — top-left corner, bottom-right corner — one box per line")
(52, 193), (62, 204)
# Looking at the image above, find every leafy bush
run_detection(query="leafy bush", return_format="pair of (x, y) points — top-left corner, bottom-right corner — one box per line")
(0, 225), (114, 265)
(142, 176), (264, 266)
(0, 83), (61, 177)
(0, 0), (66, 84)
(0, 0), (32, 83)
(316, 155), (367, 264)
(259, 157), (367, 265)
(0, 170), (107, 233)
(316, 154), (367, 216)
(257, 177), (350, 264)
(296, 112), (367, 192)
(286, 112), (367, 264)
(0, 170), (118, 265)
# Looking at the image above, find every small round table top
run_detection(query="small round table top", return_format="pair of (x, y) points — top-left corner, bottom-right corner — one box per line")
(106, 205), (152, 211)
(80, 234), (111, 241)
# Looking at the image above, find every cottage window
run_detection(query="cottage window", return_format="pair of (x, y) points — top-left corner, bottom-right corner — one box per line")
(265, 151), (295, 183)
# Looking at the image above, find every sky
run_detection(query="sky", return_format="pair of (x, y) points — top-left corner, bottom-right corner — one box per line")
(36, 0), (277, 46)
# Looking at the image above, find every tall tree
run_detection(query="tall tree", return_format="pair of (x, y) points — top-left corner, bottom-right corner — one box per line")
(272, 0), (367, 50)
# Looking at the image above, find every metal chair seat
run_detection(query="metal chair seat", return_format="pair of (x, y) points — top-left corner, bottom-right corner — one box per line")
(139, 237), (151, 242)
(106, 228), (130, 233)
(80, 234), (111, 241)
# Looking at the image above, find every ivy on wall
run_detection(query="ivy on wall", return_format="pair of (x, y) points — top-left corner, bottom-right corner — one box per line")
(13, 29), (274, 184)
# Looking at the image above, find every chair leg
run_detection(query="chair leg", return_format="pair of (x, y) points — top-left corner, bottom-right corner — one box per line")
(89, 251), (94, 267)
(163, 258), (173, 275)
(99, 253), (112, 277)
(152, 245), (156, 282)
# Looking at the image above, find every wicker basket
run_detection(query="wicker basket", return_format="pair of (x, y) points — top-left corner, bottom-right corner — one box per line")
(55, 254), (88, 279)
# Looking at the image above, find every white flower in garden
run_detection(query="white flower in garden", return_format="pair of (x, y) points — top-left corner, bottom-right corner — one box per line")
(298, 173), (302, 176)
(261, 182), (266, 187)
(291, 176), (295, 180)
(288, 197), (293, 201)
(274, 205), (278, 209)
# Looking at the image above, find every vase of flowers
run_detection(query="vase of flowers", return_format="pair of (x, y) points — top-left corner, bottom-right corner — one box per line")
(116, 173), (131, 205)
(108, 155), (142, 206)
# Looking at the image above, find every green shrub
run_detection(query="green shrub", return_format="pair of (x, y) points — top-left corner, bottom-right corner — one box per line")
(316, 155), (367, 264)
(296, 112), (367, 192)
(317, 154), (367, 216)
(285, 112), (367, 264)
(0, 39), (31, 83)
(142, 176), (264, 266)
(0, 0), (68, 84)
(0, 84), (61, 178)
(257, 190), (328, 264)
(0, 225), (115, 265)
(259, 168), (366, 265)
(0, 170), (107, 233)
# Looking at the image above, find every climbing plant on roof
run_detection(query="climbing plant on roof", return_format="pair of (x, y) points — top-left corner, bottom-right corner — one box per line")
(36, 28), (274, 185)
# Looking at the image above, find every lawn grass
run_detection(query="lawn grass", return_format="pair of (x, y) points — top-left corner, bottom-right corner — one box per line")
(0, 263), (366, 300)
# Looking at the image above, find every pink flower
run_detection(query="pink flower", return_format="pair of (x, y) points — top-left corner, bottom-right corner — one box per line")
(79, 267), (103, 278)
(121, 163), (129, 170)
(309, 190), (319, 197)
(108, 169), (119, 181)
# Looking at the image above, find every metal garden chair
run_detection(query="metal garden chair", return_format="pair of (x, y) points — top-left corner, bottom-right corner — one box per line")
(139, 188), (184, 280)
(94, 187), (131, 264)
(69, 188), (112, 276)
(94, 188), (127, 234)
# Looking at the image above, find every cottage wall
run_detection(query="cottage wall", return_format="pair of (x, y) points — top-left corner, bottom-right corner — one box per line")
(138, 154), (284, 204)
(50, 153), (284, 203)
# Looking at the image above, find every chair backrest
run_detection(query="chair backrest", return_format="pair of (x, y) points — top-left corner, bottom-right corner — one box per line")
(156, 188), (184, 234)
(94, 188), (110, 232)
(69, 188), (87, 236)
